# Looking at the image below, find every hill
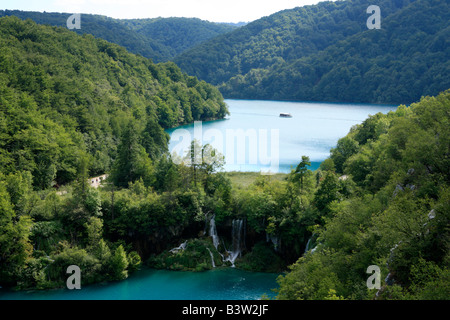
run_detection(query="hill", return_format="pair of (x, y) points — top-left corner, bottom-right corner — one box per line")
(175, 0), (449, 105)
(276, 89), (450, 299)
(0, 10), (167, 62)
(121, 17), (238, 59)
(0, 16), (227, 188)
(0, 10), (238, 62)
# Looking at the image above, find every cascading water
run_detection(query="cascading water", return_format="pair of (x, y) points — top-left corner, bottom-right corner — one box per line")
(205, 216), (246, 268)
(304, 235), (317, 254)
(304, 237), (312, 254)
(225, 219), (244, 267)
(209, 215), (220, 250)
(206, 248), (216, 268)
(266, 232), (280, 252)
(169, 240), (187, 253)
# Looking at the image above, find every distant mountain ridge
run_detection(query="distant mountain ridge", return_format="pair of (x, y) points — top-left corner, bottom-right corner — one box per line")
(0, 10), (239, 62)
(174, 0), (449, 105)
(121, 17), (238, 59)
(2, 1), (449, 105)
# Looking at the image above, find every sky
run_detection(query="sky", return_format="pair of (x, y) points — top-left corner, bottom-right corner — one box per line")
(1, 0), (328, 23)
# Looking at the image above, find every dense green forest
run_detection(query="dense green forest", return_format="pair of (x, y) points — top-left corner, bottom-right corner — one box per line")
(121, 17), (238, 60)
(175, 0), (449, 105)
(0, 15), (228, 288)
(275, 89), (450, 299)
(0, 16), (227, 190)
(0, 10), (238, 62)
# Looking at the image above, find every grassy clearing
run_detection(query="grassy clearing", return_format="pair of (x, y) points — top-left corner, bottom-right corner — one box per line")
(224, 171), (288, 189)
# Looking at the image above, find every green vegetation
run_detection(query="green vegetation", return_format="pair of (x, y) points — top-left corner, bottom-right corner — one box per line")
(121, 17), (238, 60)
(276, 90), (450, 300)
(148, 239), (223, 272)
(0, 10), (448, 301)
(0, 16), (227, 187)
(225, 171), (287, 189)
(176, 0), (449, 105)
(0, 10), (238, 62)
(0, 16), (227, 288)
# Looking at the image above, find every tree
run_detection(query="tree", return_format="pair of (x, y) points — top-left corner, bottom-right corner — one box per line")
(109, 245), (129, 281)
(330, 136), (359, 173)
(314, 171), (340, 215)
(0, 178), (33, 284)
(154, 154), (180, 192)
(111, 123), (155, 188)
(84, 216), (103, 248)
(141, 115), (169, 160)
(292, 156), (311, 192)
(319, 158), (335, 173)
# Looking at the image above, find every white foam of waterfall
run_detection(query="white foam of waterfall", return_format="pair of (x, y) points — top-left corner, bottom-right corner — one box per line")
(209, 215), (220, 250)
(224, 219), (244, 267)
(169, 240), (187, 253)
(266, 232), (280, 252)
(206, 248), (216, 268)
(304, 235), (318, 255)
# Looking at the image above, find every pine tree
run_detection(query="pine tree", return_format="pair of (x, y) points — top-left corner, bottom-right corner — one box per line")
(111, 123), (155, 188)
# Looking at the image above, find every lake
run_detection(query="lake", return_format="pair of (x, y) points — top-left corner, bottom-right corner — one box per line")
(0, 268), (279, 300)
(167, 99), (397, 173)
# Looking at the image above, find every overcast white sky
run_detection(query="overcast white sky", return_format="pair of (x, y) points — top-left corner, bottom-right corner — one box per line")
(2, 0), (329, 23)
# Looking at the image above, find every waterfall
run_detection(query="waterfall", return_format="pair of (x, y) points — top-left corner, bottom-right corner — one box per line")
(225, 219), (244, 267)
(206, 248), (216, 268)
(266, 232), (280, 252)
(169, 240), (187, 253)
(304, 237), (312, 254)
(304, 235), (317, 255)
(209, 214), (220, 250)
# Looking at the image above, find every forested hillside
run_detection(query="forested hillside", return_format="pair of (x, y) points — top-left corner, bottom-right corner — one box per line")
(0, 10), (238, 62)
(0, 16), (227, 188)
(0, 10), (168, 61)
(276, 89), (450, 299)
(175, 0), (449, 105)
(121, 17), (237, 59)
(0, 15), (230, 288)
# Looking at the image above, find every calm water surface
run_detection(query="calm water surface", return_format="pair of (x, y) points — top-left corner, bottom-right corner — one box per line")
(168, 99), (397, 172)
(0, 268), (279, 300)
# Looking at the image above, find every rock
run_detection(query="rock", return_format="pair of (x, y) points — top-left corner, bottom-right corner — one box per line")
(407, 168), (415, 175)
(393, 184), (404, 197)
(428, 209), (436, 220)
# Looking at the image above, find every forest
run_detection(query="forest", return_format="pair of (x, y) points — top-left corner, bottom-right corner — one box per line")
(175, 0), (449, 105)
(0, 10), (238, 63)
(0, 15), (227, 187)
(0, 15), (228, 288)
(0, 4), (448, 300)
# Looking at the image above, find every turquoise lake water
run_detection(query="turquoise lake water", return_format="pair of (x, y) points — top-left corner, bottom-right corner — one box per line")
(0, 268), (280, 300)
(167, 99), (397, 172)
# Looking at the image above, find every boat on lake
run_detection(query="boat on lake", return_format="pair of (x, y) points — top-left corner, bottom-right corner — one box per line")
(279, 113), (292, 118)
